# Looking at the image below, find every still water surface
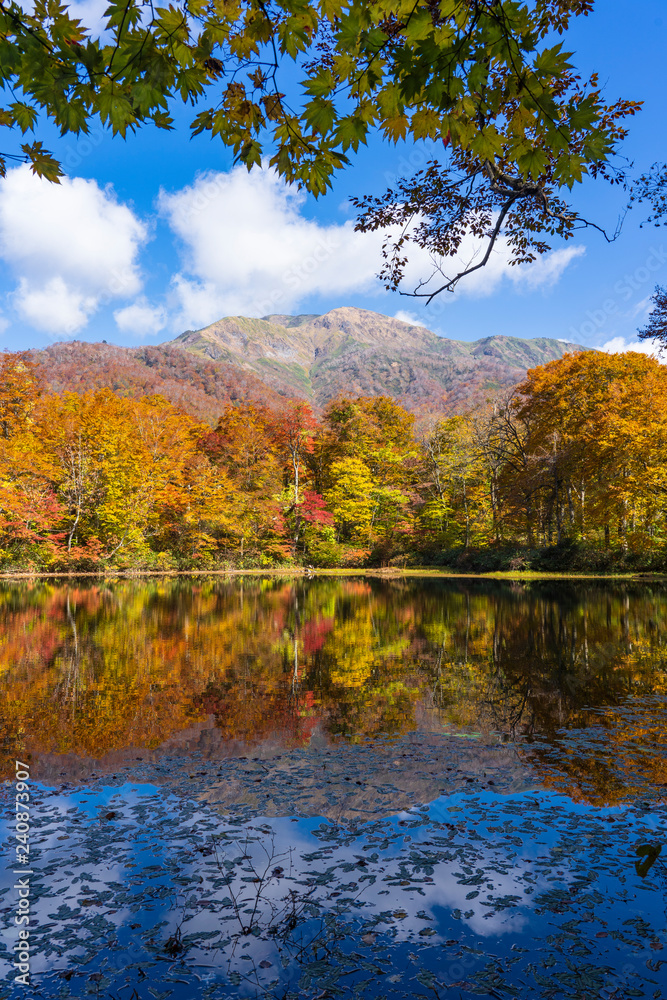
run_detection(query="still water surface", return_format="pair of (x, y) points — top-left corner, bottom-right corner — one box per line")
(1, 577), (666, 998)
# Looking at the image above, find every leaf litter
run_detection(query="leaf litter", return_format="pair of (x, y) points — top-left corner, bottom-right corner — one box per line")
(1, 720), (667, 999)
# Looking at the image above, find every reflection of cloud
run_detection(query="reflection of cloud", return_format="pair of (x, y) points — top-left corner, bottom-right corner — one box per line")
(0, 789), (136, 977)
(0, 786), (544, 991)
(2, 781), (653, 1000)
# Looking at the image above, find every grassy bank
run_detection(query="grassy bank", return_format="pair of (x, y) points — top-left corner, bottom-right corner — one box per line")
(0, 539), (665, 579)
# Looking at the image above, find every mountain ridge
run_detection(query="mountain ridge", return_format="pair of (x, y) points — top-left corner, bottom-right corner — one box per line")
(167, 306), (586, 412)
(29, 307), (587, 421)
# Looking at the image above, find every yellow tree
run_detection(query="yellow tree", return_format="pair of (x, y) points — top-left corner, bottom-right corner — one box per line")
(324, 457), (376, 544)
(36, 390), (226, 564)
(509, 351), (667, 547)
(133, 396), (236, 563)
(0, 352), (43, 440)
(38, 391), (149, 558)
(419, 416), (492, 548)
(270, 401), (318, 554)
(318, 396), (417, 555)
(203, 404), (287, 562)
(0, 352), (58, 564)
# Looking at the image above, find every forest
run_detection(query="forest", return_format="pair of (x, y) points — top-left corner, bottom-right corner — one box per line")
(1, 347), (666, 572)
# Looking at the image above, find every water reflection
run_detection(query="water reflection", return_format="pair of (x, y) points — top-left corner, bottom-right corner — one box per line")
(2, 577), (667, 998)
(1, 781), (665, 999)
(2, 577), (667, 804)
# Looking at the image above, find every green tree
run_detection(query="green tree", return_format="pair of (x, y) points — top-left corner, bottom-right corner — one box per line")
(0, 1), (637, 295)
(419, 416), (491, 548)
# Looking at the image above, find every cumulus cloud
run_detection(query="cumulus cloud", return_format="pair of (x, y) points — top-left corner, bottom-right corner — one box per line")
(114, 299), (167, 337)
(0, 165), (147, 336)
(13, 278), (96, 333)
(600, 335), (664, 359)
(394, 310), (427, 327)
(513, 245), (586, 289)
(160, 168), (583, 331)
(158, 167), (385, 328)
(0, 164), (585, 339)
(400, 233), (585, 300)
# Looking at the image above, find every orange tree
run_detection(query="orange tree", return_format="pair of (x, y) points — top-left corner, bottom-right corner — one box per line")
(202, 403), (289, 564)
(502, 351), (667, 548)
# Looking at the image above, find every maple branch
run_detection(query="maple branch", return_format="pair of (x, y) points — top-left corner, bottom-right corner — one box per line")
(407, 190), (519, 302)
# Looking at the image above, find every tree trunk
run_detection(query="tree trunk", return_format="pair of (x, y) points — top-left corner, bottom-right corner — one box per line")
(526, 497), (534, 547)
(567, 482), (574, 528)
(462, 478), (469, 548)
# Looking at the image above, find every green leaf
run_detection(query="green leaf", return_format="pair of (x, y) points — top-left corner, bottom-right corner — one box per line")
(404, 9), (433, 44)
(334, 115), (367, 151)
(21, 141), (63, 181)
(9, 101), (37, 134)
(303, 97), (336, 135)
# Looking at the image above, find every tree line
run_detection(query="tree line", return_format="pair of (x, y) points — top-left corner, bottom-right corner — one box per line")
(1, 348), (666, 570)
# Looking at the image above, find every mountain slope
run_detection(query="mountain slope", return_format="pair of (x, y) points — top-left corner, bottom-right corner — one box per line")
(29, 307), (586, 422)
(172, 306), (586, 412)
(32, 341), (289, 424)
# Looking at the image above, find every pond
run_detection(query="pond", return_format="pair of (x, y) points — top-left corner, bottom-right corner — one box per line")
(1, 577), (666, 999)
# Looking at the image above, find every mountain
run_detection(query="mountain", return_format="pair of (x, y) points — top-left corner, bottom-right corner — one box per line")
(172, 306), (586, 412)
(32, 340), (289, 424)
(32, 307), (586, 421)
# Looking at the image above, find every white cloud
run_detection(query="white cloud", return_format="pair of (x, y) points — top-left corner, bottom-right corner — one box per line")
(600, 335), (664, 359)
(401, 233), (585, 300)
(159, 168), (384, 328)
(13, 278), (96, 333)
(0, 165), (147, 336)
(394, 310), (427, 327)
(514, 245), (586, 289)
(160, 168), (581, 331)
(0, 165), (584, 338)
(114, 299), (167, 337)
(66, 0), (111, 33)
(629, 294), (654, 322)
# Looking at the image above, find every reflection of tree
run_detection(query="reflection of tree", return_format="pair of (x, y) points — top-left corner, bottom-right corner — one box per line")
(56, 593), (81, 708)
(2, 579), (667, 802)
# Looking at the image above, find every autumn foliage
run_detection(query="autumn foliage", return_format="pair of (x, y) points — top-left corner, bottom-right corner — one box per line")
(2, 577), (666, 807)
(1, 348), (667, 569)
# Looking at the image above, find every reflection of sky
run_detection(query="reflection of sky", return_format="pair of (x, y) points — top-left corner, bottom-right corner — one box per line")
(1, 782), (666, 998)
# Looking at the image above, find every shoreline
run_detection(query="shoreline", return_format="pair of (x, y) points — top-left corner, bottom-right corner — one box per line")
(0, 567), (665, 581)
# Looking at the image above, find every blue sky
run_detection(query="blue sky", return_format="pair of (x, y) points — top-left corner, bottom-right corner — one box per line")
(0, 0), (664, 352)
